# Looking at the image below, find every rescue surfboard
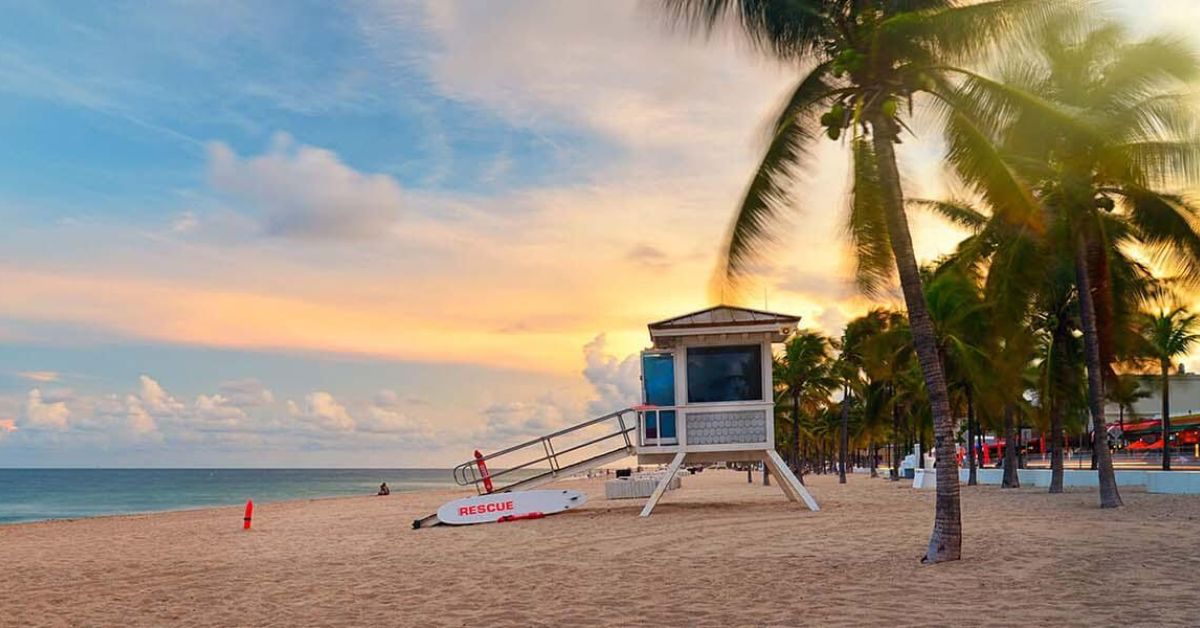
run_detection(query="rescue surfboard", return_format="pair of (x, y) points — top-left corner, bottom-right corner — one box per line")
(436, 489), (587, 525)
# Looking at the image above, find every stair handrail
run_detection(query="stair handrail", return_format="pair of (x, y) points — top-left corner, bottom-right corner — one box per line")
(452, 407), (636, 490)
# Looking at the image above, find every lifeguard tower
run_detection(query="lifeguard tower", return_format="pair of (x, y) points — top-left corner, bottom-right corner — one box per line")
(412, 305), (818, 529)
(633, 305), (818, 514)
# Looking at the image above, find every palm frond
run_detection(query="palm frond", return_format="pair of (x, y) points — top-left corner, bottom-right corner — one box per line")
(1119, 188), (1200, 285)
(716, 64), (841, 287)
(892, 0), (1086, 63)
(936, 89), (1044, 231)
(659, 0), (827, 61)
(846, 136), (893, 296)
(1110, 93), (1200, 145)
(1117, 140), (1200, 189)
(1093, 35), (1200, 108)
(908, 198), (988, 231)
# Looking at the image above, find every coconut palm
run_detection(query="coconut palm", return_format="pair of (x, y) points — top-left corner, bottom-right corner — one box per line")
(918, 189), (1162, 492)
(838, 310), (909, 483)
(944, 22), (1200, 506)
(854, 309), (914, 480)
(661, 0), (1072, 563)
(775, 330), (838, 473)
(856, 379), (894, 477)
(1137, 306), (1200, 470)
(1106, 373), (1149, 444)
(922, 260), (990, 484)
(1032, 267), (1089, 493)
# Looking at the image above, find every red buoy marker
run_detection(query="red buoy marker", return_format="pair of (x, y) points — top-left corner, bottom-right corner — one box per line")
(243, 500), (254, 530)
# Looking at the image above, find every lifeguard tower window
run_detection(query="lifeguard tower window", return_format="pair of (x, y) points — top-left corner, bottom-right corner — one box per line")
(686, 344), (763, 403)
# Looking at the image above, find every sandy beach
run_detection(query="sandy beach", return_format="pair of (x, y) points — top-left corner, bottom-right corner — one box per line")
(3, 470), (1198, 627)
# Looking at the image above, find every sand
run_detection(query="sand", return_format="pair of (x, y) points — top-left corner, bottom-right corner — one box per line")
(3, 470), (1199, 627)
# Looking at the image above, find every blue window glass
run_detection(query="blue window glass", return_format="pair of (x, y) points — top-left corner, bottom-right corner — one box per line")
(659, 410), (677, 439)
(686, 345), (763, 403)
(641, 353), (675, 406)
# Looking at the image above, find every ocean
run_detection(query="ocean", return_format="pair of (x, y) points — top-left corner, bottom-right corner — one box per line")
(0, 468), (469, 524)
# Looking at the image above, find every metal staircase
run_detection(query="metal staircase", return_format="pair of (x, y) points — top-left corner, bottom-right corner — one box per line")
(412, 408), (637, 529)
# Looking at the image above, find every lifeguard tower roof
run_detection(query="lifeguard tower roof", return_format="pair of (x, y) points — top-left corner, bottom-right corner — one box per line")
(648, 305), (799, 346)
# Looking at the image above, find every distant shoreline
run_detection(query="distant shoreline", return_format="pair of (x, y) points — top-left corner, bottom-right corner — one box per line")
(0, 468), (468, 526)
(0, 490), (434, 529)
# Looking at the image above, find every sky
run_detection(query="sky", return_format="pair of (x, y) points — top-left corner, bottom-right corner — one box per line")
(0, 0), (1196, 467)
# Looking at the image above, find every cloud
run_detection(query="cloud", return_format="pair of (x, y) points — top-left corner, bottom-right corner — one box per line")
(217, 378), (275, 408)
(113, 375), (186, 436)
(288, 391), (356, 432)
(124, 396), (159, 435)
(478, 397), (572, 443)
(0, 373), (450, 461)
(626, 244), (672, 269)
(373, 389), (403, 409)
(582, 334), (640, 416)
(136, 375), (184, 416)
(415, 0), (792, 160)
(22, 388), (71, 431)
(207, 133), (405, 239)
(17, 371), (59, 383)
(193, 394), (247, 425)
(170, 211), (198, 234)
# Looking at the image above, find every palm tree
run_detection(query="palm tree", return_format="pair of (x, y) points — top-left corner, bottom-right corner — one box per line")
(918, 189), (1159, 493)
(1137, 307), (1200, 470)
(854, 309), (913, 480)
(1106, 373), (1149, 447)
(1032, 270), (1088, 493)
(945, 23), (1200, 507)
(661, 0), (1069, 564)
(775, 330), (838, 473)
(857, 379), (894, 478)
(838, 310), (907, 483)
(922, 260), (989, 485)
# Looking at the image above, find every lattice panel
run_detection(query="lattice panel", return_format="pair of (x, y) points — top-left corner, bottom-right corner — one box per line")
(685, 410), (768, 445)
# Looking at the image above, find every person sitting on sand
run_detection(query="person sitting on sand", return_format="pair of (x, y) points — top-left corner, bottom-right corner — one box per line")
(377, 482), (390, 496)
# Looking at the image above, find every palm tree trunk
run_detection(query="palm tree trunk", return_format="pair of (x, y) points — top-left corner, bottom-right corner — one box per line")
(796, 440), (807, 485)
(1049, 391), (1064, 493)
(870, 439), (878, 478)
(792, 391), (802, 471)
(891, 387), (901, 481)
(1161, 362), (1171, 471)
(919, 425), (927, 470)
(1074, 233), (1122, 507)
(839, 388), (849, 484)
(1002, 403), (1020, 488)
(966, 389), (977, 486)
(1049, 322), (1067, 493)
(871, 113), (961, 563)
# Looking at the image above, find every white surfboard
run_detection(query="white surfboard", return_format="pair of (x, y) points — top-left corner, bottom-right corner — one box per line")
(436, 489), (587, 525)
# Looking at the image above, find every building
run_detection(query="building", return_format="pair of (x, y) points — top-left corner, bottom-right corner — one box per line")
(1104, 372), (1200, 423)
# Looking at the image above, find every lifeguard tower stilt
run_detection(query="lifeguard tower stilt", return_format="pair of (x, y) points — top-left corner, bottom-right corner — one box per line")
(412, 305), (817, 529)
